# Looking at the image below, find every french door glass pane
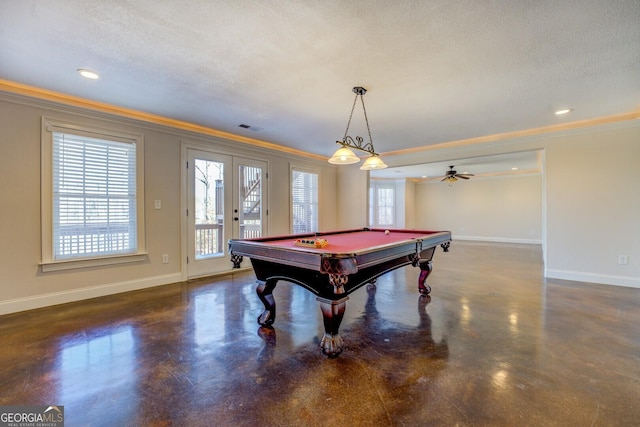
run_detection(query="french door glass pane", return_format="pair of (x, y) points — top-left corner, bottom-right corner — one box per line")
(239, 165), (262, 239)
(194, 159), (224, 259)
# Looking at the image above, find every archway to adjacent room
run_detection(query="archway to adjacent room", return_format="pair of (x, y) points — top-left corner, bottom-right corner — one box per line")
(368, 150), (545, 255)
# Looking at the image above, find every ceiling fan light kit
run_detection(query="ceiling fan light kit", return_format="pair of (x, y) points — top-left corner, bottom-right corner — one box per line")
(441, 165), (474, 185)
(328, 86), (388, 171)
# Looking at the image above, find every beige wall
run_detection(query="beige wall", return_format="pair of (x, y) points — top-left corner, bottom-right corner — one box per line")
(335, 166), (368, 229)
(545, 125), (640, 286)
(404, 179), (416, 229)
(0, 94), (337, 314)
(415, 174), (543, 243)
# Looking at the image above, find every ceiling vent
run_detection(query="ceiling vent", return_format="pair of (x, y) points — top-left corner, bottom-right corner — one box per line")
(238, 124), (263, 131)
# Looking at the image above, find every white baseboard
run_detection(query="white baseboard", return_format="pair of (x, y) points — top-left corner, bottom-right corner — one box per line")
(453, 235), (542, 245)
(0, 273), (183, 316)
(545, 269), (640, 289)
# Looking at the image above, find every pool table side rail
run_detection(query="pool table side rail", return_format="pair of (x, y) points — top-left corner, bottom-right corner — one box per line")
(353, 232), (451, 269)
(228, 230), (451, 273)
(227, 239), (344, 271)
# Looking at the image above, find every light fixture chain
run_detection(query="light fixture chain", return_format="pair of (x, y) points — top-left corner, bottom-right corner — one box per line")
(328, 86), (387, 170)
(359, 94), (375, 151)
(343, 93), (359, 140)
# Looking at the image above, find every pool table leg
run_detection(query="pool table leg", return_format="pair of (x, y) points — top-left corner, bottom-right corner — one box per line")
(256, 279), (277, 326)
(319, 299), (346, 358)
(418, 260), (433, 295)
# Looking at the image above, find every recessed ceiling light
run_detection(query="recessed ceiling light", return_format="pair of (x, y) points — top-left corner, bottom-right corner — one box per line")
(512, 167), (518, 171)
(555, 108), (573, 115)
(422, 175), (427, 178)
(77, 69), (99, 79)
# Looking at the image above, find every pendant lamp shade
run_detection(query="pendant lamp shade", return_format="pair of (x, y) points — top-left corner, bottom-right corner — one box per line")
(328, 146), (361, 165)
(360, 155), (388, 170)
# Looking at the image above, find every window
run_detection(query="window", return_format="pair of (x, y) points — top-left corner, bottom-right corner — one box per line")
(369, 182), (396, 227)
(41, 119), (145, 271)
(291, 169), (318, 233)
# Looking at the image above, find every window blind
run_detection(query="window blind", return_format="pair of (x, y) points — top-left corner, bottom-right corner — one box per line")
(377, 187), (395, 226)
(291, 170), (318, 233)
(52, 132), (137, 259)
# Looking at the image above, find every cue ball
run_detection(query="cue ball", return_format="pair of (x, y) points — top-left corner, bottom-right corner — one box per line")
(384, 230), (390, 235)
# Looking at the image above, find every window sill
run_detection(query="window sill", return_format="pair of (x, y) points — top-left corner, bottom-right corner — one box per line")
(40, 253), (148, 273)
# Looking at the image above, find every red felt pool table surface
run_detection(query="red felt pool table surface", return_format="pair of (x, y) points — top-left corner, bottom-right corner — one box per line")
(261, 229), (443, 254)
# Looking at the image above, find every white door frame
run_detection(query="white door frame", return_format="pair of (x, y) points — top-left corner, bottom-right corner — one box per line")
(180, 141), (269, 281)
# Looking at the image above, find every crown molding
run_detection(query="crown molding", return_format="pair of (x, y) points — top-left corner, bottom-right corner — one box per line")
(381, 110), (640, 158)
(0, 79), (326, 161)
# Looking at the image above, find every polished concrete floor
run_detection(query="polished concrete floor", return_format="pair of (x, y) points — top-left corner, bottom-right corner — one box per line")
(1, 242), (639, 426)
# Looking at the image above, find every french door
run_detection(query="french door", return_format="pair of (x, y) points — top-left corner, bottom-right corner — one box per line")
(186, 149), (267, 279)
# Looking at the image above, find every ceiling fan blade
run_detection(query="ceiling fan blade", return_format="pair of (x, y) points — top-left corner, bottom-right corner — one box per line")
(440, 177), (448, 182)
(456, 175), (470, 179)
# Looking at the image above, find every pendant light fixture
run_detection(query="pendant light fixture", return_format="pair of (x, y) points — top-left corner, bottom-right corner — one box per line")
(328, 87), (387, 170)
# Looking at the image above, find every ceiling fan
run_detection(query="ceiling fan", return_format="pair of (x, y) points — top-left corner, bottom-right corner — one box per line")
(441, 165), (474, 183)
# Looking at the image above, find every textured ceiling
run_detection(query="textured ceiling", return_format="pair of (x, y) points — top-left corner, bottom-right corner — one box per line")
(1, 0), (639, 165)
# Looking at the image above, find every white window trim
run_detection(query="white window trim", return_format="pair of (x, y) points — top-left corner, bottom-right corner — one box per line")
(40, 117), (147, 272)
(370, 180), (399, 228)
(290, 165), (320, 234)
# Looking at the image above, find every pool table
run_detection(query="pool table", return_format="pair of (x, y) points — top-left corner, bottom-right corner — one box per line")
(228, 228), (451, 357)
